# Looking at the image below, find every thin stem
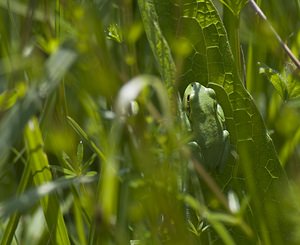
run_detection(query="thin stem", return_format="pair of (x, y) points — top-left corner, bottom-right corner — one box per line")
(249, 0), (300, 70)
(192, 158), (230, 211)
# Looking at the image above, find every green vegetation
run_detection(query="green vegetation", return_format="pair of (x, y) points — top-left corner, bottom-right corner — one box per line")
(0, 0), (300, 244)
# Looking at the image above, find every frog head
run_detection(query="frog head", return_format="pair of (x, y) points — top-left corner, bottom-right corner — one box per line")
(183, 82), (218, 123)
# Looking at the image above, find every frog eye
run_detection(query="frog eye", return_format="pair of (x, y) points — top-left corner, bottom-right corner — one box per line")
(186, 94), (191, 116)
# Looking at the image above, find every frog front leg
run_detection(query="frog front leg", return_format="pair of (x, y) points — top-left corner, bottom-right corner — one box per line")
(188, 141), (205, 165)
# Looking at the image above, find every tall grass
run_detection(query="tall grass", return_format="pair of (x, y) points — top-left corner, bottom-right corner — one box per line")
(0, 0), (300, 244)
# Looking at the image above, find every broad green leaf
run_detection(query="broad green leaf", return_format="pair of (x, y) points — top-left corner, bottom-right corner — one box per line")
(152, 0), (291, 244)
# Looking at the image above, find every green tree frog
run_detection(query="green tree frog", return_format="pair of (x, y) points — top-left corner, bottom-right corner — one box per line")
(183, 82), (230, 171)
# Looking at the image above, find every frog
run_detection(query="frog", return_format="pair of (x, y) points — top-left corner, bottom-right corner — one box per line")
(183, 82), (230, 171)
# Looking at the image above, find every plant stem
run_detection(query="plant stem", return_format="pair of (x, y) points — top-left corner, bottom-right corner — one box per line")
(223, 7), (243, 81)
(249, 0), (300, 70)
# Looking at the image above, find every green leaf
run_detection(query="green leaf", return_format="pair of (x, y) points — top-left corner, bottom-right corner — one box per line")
(153, 0), (292, 243)
(62, 152), (76, 172)
(259, 63), (300, 101)
(137, 0), (176, 100)
(50, 165), (77, 177)
(82, 154), (97, 173)
(259, 63), (288, 100)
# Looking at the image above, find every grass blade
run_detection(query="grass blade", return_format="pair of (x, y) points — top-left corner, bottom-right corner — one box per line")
(0, 150), (31, 245)
(24, 117), (70, 245)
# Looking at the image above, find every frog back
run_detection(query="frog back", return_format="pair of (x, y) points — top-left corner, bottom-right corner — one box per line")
(189, 85), (225, 167)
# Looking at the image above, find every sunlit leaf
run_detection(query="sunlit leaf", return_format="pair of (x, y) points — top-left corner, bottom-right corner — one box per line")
(259, 63), (288, 100)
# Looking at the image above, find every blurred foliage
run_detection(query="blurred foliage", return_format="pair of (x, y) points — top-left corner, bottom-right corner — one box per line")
(0, 0), (300, 244)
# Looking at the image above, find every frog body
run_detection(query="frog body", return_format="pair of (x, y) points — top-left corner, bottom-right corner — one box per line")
(183, 82), (230, 170)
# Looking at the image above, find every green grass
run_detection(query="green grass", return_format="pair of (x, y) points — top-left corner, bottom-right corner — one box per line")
(0, 0), (300, 244)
